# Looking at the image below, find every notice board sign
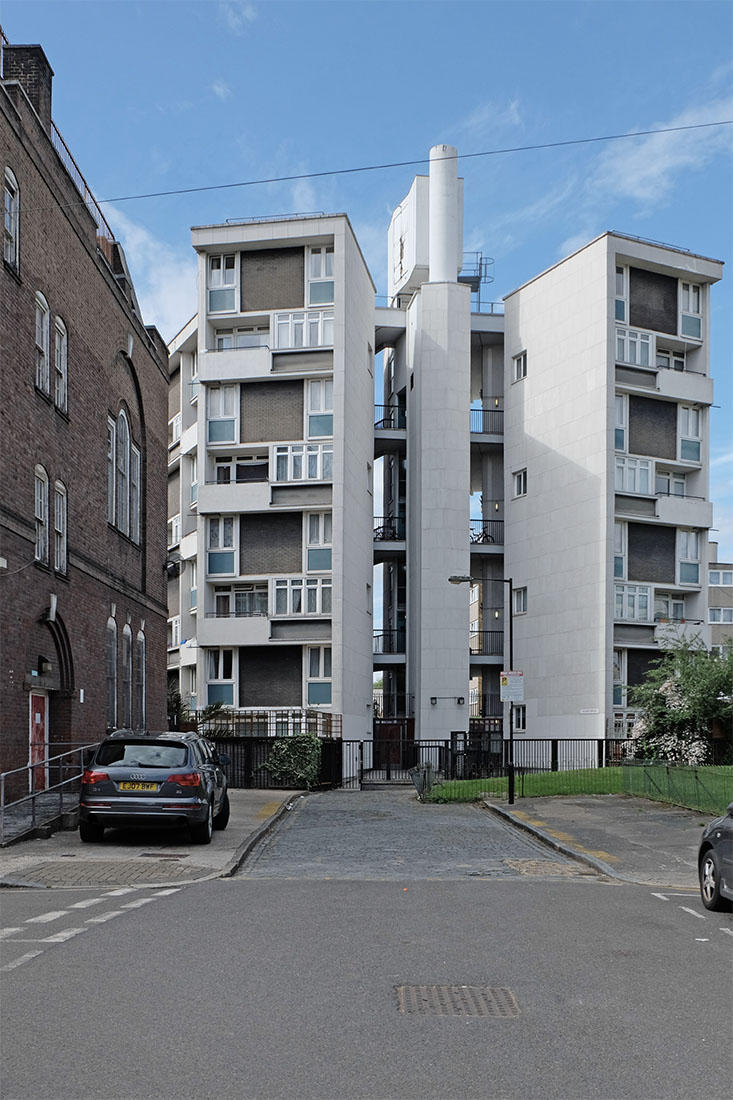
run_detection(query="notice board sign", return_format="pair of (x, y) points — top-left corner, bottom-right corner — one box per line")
(500, 670), (524, 702)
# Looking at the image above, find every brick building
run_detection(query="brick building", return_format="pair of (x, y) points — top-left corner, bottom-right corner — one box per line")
(0, 37), (169, 792)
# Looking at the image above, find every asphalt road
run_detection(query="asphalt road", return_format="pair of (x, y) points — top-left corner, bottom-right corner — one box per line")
(1, 791), (731, 1100)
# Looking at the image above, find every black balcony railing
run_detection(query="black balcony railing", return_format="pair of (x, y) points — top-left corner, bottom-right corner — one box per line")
(469, 694), (502, 718)
(373, 631), (406, 654)
(470, 408), (504, 434)
(372, 692), (415, 718)
(374, 405), (406, 430)
(374, 516), (406, 540)
(469, 630), (503, 656)
(470, 519), (504, 545)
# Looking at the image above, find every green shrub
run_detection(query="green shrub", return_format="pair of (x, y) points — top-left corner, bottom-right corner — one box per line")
(262, 734), (322, 789)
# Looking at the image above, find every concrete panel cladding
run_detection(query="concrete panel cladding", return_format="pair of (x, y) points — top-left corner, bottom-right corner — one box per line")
(239, 645), (301, 707)
(629, 396), (677, 459)
(241, 380), (304, 442)
(629, 268), (677, 335)
(241, 248), (304, 312)
(240, 513), (302, 574)
(628, 523), (676, 583)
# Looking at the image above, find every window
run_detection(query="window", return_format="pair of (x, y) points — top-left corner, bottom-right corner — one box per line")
(655, 470), (685, 497)
(207, 384), (237, 443)
(274, 309), (334, 349)
(116, 411), (130, 536)
(167, 617), (181, 649)
(308, 245), (334, 305)
(513, 587), (527, 614)
(615, 394), (627, 452)
(274, 577), (332, 616)
(34, 466), (49, 565)
(54, 318), (68, 412)
(35, 292), (50, 393)
(308, 378), (333, 437)
(615, 265), (627, 322)
(189, 453), (198, 506)
(106, 617), (117, 729)
(274, 443), (333, 482)
(54, 482), (67, 574)
(512, 352), (527, 382)
(615, 583), (651, 622)
(680, 281), (701, 339)
(190, 352), (199, 403)
(656, 349), (685, 372)
(167, 514), (181, 547)
(107, 418), (116, 524)
(612, 649), (626, 706)
(709, 608), (733, 624)
(168, 413), (182, 447)
(616, 327), (650, 367)
(655, 594), (685, 622)
(678, 530), (699, 584)
(135, 631), (146, 729)
(306, 512), (332, 571)
(107, 411), (139, 538)
(121, 625), (133, 728)
(207, 648), (234, 706)
(215, 325), (269, 350)
(307, 645), (332, 704)
(188, 665), (197, 712)
(709, 570), (733, 586)
(208, 254), (236, 312)
(130, 445), (141, 544)
(207, 516), (236, 575)
(512, 704), (526, 731)
(3, 168), (19, 269)
(189, 559), (197, 610)
(615, 456), (652, 495)
(679, 406), (701, 463)
(614, 522), (625, 579)
(513, 469), (527, 498)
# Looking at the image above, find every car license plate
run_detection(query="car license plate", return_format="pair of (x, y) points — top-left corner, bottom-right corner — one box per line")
(119, 782), (158, 792)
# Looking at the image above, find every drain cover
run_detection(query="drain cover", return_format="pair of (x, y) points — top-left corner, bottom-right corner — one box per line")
(396, 985), (519, 1017)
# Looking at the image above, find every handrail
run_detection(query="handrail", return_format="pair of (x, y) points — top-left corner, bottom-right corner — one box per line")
(1, 743), (100, 844)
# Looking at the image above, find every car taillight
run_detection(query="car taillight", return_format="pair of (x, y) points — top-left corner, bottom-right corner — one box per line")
(167, 772), (202, 787)
(82, 770), (109, 784)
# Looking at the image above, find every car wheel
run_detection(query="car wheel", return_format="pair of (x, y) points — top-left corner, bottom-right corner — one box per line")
(213, 792), (230, 831)
(699, 848), (729, 911)
(79, 821), (104, 843)
(191, 801), (213, 845)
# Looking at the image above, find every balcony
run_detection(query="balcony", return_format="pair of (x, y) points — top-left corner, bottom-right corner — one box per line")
(469, 630), (503, 658)
(470, 407), (504, 436)
(374, 404), (406, 458)
(655, 492), (712, 529)
(470, 519), (504, 547)
(199, 344), (271, 383)
(197, 611), (270, 647)
(198, 477), (270, 514)
(654, 618), (709, 647)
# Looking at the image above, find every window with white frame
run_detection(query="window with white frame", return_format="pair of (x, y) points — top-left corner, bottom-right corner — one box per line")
(189, 558), (197, 610)
(130, 444), (141, 544)
(35, 292), (50, 393)
(308, 245), (334, 305)
(188, 665), (197, 711)
(616, 327), (651, 367)
(615, 583), (651, 621)
(168, 413), (182, 447)
(615, 265), (627, 322)
(612, 649), (626, 706)
(678, 529), (699, 584)
(513, 587), (527, 614)
(54, 481), (67, 574)
(513, 469), (527, 498)
(274, 577), (332, 616)
(207, 648), (234, 706)
(679, 406), (701, 462)
(614, 521), (626, 579)
(207, 384), (238, 443)
(34, 465), (49, 565)
(167, 513), (181, 547)
(274, 309), (334, 349)
(208, 254), (236, 312)
(512, 352), (527, 382)
(274, 443), (333, 482)
(167, 616), (181, 649)
(3, 168), (19, 269)
(116, 411), (130, 536)
(190, 351), (199, 403)
(709, 607), (733, 624)
(615, 394), (627, 451)
(615, 456), (652, 495)
(207, 516), (236, 575)
(680, 281), (702, 339)
(54, 318), (68, 412)
(308, 378), (333, 437)
(655, 594), (685, 622)
(121, 624), (133, 727)
(656, 348), (685, 372)
(709, 569), (733, 586)
(135, 630), (146, 729)
(189, 453), (198, 506)
(655, 470), (685, 497)
(307, 645), (332, 704)
(306, 512), (332, 571)
(215, 324), (269, 350)
(106, 617), (117, 729)
(107, 418), (116, 524)
(512, 704), (527, 731)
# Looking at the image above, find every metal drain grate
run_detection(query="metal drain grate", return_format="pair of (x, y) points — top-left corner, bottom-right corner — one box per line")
(396, 985), (520, 1017)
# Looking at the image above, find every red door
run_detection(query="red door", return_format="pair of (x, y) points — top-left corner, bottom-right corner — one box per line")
(29, 693), (48, 792)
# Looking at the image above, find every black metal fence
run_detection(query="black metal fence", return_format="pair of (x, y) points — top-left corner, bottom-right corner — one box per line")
(470, 408), (504, 434)
(374, 405), (406, 429)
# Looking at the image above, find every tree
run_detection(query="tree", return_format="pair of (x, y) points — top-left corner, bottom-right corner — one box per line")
(626, 640), (733, 764)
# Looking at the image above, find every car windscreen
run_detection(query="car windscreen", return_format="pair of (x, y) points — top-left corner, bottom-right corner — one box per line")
(95, 741), (189, 768)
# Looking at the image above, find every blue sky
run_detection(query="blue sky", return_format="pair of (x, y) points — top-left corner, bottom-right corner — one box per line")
(4, 0), (732, 555)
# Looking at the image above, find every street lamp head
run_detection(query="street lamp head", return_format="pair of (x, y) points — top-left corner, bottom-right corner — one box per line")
(448, 575), (473, 585)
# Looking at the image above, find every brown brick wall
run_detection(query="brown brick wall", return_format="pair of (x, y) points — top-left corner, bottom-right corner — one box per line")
(240, 379), (303, 442)
(240, 248), (304, 312)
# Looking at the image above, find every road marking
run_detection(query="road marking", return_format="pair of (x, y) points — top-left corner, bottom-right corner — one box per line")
(25, 910), (69, 924)
(256, 800), (283, 819)
(721, 927), (733, 937)
(651, 892), (668, 901)
(1, 951), (44, 972)
(104, 888), (135, 896)
(695, 938), (709, 942)
(85, 910), (125, 924)
(152, 888), (180, 896)
(679, 906), (705, 919)
(41, 927), (87, 943)
(68, 897), (107, 909)
(0, 928), (23, 939)
(119, 897), (156, 909)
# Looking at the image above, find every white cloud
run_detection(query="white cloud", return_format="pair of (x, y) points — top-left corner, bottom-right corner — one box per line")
(211, 80), (232, 102)
(456, 98), (523, 142)
(105, 206), (197, 342)
(219, 2), (257, 35)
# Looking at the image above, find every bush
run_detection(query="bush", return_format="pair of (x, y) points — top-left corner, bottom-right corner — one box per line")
(262, 734), (322, 789)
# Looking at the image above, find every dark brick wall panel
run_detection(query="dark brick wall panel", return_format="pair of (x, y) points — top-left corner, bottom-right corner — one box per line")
(241, 380), (303, 442)
(628, 523), (675, 583)
(240, 513), (301, 574)
(627, 649), (659, 687)
(241, 248), (304, 312)
(629, 268), (677, 335)
(629, 396), (677, 459)
(239, 646), (301, 707)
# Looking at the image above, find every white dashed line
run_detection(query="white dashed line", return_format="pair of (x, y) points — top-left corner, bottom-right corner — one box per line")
(25, 910), (69, 924)
(152, 888), (180, 896)
(103, 888), (136, 896)
(120, 897), (156, 910)
(1, 951), (44, 972)
(695, 938), (710, 942)
(85, 910), (126, 924)
(41, 928), (87, 943)
(651, 892), (668, 901)
(679, 906), (705, 919)
(0, 928), (23, 940)
(721, 927), (733, 937)
(68, 897), (107, 909)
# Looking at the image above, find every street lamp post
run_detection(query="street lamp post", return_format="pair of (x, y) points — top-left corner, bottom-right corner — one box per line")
(448, 574), (515, 804)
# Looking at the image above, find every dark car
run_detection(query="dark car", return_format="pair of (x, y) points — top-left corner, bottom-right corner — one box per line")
(698, 801), (733, 911)
(79, 731), (230, 845)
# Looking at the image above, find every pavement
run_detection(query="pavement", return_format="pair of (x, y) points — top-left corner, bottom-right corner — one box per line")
(0, 788), (718, 891)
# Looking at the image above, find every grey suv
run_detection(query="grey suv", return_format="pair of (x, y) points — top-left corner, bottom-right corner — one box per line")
(78, 731), (231, 844)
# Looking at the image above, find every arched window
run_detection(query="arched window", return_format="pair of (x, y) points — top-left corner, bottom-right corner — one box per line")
(135, 630), (146, 729)
(106, 617), (117, 729)
(121, 624), (133, 728)
(34, 465), (49, 564)
(4, 168), (19, 269)
(54, 317), (68, 412)
(54, 481), (67, 574)
(35, 292), (50, 393)
(116, 411), (130, 536)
